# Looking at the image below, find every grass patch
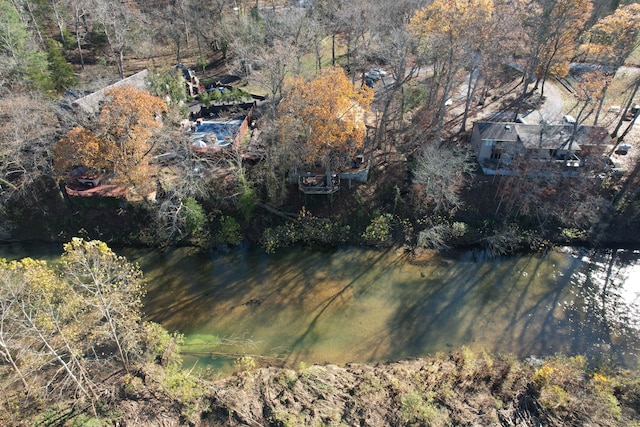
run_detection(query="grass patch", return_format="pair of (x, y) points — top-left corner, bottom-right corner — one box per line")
(298, 36), (349, 79)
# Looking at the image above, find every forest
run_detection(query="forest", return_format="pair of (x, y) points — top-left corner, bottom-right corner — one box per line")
(0, 0), (639, 253)
(2, 0), (640, 425)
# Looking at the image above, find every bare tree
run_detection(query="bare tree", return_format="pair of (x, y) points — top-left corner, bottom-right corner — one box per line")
(0, 259), (100, 412)
(223, 12), (266, 77)
(94, 0), (144, 78)
(412, 139), (475, 214)
(145, 131), (221, 243)
(151, 0), (192, 62)
(0, 94), (57, 205)
(61, 238), (147, 374)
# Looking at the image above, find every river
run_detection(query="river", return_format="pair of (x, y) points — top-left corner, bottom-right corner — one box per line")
(2, 243), (640, 372)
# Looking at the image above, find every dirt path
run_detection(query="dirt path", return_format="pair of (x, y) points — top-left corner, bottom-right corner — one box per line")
(524, 80), (564, 124)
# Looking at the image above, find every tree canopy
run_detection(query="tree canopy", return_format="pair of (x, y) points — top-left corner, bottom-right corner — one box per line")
(277, 67), (373, 168)
(580, 3), (640, 66)
(534, 0), (593, 90)
(0, 238), (178, 418)
(0, 0), (51, 91)
(54, 85), (167, 190)
(409, 0), (494, 140)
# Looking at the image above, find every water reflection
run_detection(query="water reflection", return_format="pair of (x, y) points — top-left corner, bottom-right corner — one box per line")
(1, 243), (639, 371)
(128, 246), (640, 371)
(567, 249), (640, 365)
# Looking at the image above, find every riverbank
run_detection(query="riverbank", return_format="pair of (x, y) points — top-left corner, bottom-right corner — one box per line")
(2, 241), (640, 426)
(27, 351), (640, 426)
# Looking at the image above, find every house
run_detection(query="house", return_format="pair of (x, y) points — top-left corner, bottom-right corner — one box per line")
(71, 69), (149, 115)
(188, 102), (257, 155)
(471, 121), (613, 175)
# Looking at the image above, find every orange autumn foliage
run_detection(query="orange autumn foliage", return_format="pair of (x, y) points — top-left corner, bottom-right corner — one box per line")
(581, 4), (640, 66)
(278, 67), (373, 165)
(54, 85), (167, 189)
(54, 126), (106, 174)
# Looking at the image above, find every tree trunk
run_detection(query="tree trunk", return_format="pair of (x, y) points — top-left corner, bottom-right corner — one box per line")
(513, 77), (531, 122)
(460, 68), (480, 133)
(613, 77), (640, 137)
(118, 50), (125, 79)
(74, 8), (85, 69)
(99, 296), (130, 373)
(434, 73), (456, 143)
(23, 306), (97, 406)
(618, 111), (638, 142)
(0, 341), (29, 390)
(24, 0), (45, 47)
(593, 78), (612, 125)
(331, 33), (335, 66)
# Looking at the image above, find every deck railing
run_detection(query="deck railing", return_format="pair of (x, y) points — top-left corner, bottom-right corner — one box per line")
(299, 174), (340, 194)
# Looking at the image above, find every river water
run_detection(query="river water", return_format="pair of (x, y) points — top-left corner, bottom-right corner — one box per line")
(2, 243), (640, 372)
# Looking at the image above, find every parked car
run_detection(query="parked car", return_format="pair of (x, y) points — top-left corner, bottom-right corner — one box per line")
(562, 115), (576, 124)
(615, 144), (631, 155)
(617, 143), (632, 154)
(364, 68), (387, 81)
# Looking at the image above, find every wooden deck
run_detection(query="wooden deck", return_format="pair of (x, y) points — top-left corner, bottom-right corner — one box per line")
(299, 174), (340, 195)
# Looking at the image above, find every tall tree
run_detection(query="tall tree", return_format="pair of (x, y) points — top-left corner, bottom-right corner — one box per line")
(0, 0), (51, 90)
(409, 0), (494, 142)
(534, 0), (593, 97)
(581, 4), (640, 125)
(277, 66), (373, 175)
(0, 257), (100, 410)
(151, 0), (192, 63)
(54, 85), (167, 192)
(45, 38), (77, 93)
(61, 238), (145, 373)
(0, 239), (181, 421)
(94, 0), (144, 78)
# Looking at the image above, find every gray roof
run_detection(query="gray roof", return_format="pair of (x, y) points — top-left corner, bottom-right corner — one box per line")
(72, 69), (149, 115)
(474, 122), (519, 142)
(517, 125), (581, 150)
(474, 121), (612, 150)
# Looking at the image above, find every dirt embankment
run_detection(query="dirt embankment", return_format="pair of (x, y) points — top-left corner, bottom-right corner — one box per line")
(111, 352), (639, 427)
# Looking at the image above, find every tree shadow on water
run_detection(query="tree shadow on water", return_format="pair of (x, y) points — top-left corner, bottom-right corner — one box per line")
(378, 249), (637, 365)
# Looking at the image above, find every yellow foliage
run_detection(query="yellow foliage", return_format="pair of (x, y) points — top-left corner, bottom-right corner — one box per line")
(533, 0), (592, 81)
(53, 85), (167, 190)
(278, 67), (373, 164)
(533, 364), (555, 386)
(53, 126), (105, 175)
(581, 4), (640, 65)
(409, 0), (493, 42)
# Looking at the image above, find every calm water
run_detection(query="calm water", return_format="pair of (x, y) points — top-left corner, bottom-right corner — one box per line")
(131, 245), (640, 371)
(2, 243), (640, 372)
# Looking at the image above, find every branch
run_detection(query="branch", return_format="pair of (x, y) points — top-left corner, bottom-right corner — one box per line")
(258, 203), (297, 220)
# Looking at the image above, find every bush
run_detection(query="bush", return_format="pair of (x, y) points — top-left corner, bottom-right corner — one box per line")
(362, 213), (394, 246)
(45, 39), (77, 93)
(184, 197), (206, 234)
(238, 186), (257, 221)
(216, 215), (242, 246)
(198, 90), (212, 107)
(260, 207), (351, 253)
(400, 390), (449, 426)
